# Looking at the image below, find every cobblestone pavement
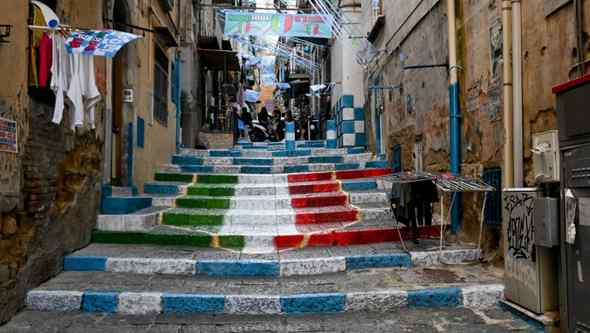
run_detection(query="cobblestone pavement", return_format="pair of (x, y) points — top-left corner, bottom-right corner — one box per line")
(0, 307), (542, 333)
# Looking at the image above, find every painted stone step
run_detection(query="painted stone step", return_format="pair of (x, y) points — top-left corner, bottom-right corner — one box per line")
(155, 168), (391, 185)
(174, 192), (388, 210)
(144, 181), (189, 195)
(180, 147), (368, 158)
(274, 224), (442, 250)
(100, 196), (152, 215)
(105, 186), (136, 197)
(181, 153), (374, 166)
(160, 161), (386, 175)
(171, 155), (203, 166)
(62, 242), (481, 277)
(185, 179), (379, 197)
(161, 205), (367, 227)
(26, 266), (504, 315)
(97, 207), (168, 233)
(154, 173), (240, 184)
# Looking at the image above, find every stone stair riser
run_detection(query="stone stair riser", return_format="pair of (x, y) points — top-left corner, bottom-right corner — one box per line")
(26, 284), (504, 315)
(62, 249), (481, 278)
(274, 225), (442, 250)
(159, 164), (389, 176)
(91, 231), (245, 249)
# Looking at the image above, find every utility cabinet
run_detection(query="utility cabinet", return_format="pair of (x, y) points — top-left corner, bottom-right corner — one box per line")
(503, 188), (559, 314)
(554, 74), (590, 333)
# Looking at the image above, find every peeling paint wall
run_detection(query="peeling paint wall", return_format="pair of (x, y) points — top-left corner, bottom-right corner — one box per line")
(363, 0), (449, 171)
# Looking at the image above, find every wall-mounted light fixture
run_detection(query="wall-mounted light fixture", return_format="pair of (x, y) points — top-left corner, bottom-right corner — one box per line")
(0, 25), (12, 43)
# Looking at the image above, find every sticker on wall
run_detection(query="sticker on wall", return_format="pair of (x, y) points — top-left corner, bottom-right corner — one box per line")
(0, 117), (17, 153)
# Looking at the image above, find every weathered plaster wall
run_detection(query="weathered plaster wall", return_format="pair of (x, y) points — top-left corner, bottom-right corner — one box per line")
(0, 0), (106, 324)
(521, 0), (590, 184)
(364, 0), (449, 171)
(128, 0), (178, 193)
(455, 0), (505, 255)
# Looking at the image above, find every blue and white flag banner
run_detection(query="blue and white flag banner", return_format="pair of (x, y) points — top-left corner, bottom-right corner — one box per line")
(65, 30), (141, 58)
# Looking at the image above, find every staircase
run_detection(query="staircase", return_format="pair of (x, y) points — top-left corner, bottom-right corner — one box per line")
(24, 142), (504, 317)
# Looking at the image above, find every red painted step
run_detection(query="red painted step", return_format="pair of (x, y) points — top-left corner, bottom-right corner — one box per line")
(290, 192), (348, 208)
(294, 206), (359, 225)
(274, 225), (442, 250)
(288, 181), (341, 195)
(287, 168), (392, 183)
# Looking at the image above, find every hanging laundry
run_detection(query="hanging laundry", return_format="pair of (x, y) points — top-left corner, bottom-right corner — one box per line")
(51, 33), (70, 125)
(80, 55), (101, 129)
(38, 33), (53, 88)
(67, 53), (85, 129)
(29, 5), (46, 87)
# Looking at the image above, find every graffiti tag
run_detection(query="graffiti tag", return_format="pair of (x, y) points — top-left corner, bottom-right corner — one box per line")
(505, 192), (536, 261)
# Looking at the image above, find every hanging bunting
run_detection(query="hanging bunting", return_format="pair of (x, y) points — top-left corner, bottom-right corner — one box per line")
(65, 30), (141, 58)
(224, 11), (333, 39)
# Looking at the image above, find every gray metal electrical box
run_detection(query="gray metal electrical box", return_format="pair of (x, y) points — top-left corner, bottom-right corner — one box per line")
(534, 197), (560, 247)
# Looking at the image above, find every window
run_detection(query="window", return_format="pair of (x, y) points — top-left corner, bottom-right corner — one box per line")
(483, 167), (502, 227)
(153, 45), (169, 126)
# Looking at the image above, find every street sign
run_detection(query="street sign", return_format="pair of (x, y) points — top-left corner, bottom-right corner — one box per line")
(0, 117), (17, 153)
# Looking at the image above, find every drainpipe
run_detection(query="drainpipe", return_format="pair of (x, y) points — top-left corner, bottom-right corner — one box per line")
(512, 0), (523, 187)
(447, 0), (461, 233)
(575, 0), (586, 76)
(175, 53), (182, 154)
(502, 0), (514, 188)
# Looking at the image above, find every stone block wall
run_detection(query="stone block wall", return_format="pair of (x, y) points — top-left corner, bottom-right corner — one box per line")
(0, 1), (105, 324)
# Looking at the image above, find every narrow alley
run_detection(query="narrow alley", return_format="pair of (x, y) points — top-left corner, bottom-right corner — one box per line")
(0, 0), (588, 332)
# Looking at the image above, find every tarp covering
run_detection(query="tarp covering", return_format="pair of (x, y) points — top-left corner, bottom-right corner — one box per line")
(224, 11), (333, 39)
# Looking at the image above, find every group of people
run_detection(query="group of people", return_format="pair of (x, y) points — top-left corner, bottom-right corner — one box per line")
(233, 105), (299, 143)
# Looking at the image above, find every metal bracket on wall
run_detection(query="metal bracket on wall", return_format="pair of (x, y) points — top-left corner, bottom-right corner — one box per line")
(368, 84), (402, 91)
(403, 63), (449, 70)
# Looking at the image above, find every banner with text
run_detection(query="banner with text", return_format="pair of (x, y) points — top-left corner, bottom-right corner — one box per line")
(224, 12), (333, 39)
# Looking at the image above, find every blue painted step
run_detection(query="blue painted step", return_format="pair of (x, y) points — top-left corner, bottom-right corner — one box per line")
(144, 182), (184, 195)
(101, 196), (152, 215)
(365, 160), (388, 169)
(233, 158), (274, 166)
(180, 165), (214, 173)
(172, 155), (203, 166)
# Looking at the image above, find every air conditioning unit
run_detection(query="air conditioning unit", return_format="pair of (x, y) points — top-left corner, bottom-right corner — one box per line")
(532, 130), (560, 183)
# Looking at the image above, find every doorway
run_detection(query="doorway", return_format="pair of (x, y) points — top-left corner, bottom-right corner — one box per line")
(110, 0), (129, 185)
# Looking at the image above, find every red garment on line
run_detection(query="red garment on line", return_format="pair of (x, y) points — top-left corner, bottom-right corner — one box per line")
(38, 33), (53, 88)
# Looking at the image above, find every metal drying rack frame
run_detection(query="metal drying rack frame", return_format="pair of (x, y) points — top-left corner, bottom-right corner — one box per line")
(385, 172), (495, 260)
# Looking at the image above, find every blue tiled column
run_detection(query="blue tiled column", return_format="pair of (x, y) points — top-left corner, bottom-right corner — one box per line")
(286, 122), (296, 151)
(326, 120), (337, 148)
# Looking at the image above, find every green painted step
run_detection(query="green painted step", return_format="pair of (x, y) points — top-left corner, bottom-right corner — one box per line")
(187, 186), (235, 197)
(91, 231), (244, 249)
(154, 172), (195, 183)
(163, 209), (225, 226)
(197, 174), (239, 184)
(176, 197), (231, 209)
